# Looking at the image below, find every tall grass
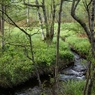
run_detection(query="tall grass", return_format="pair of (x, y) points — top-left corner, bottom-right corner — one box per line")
(63, 80), (85, 95)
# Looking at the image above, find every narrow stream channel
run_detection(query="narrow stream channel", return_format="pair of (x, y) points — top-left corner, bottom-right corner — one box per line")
(59, 51), (87, 81)
(0, 51), (88, 95)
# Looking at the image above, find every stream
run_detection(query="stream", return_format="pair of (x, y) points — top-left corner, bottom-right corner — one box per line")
(59, 52), (87, 81)
(0, 52), (88, 95)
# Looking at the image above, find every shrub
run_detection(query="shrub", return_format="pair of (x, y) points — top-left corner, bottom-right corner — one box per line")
(0, 38), (74, 87)
(0, 26), (75, 87)
(59, 50), (74, 62)
(63, 80), (85, 95)
(66, 36), (91, 55)
(0, 45), (33, 87)
(60, 30), (76, 38)
(61, 22), (84, 33)
(33, 40), (74, 66)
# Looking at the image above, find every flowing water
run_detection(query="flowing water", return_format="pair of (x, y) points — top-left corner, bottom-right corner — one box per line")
(0, 52), (88, 95)
(59, 52), (87, 81)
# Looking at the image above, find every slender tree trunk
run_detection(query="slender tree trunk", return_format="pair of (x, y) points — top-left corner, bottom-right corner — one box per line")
(0, 4), (4, 51)
(49, 0), (56, 41)
(42, 0), (49, 39)
(26, 0), (30, 25)
(54, 0), (63, 95)
(29, 36), (43, 89)
(35, 0), (45, 40)
(83, 62), (91, 95)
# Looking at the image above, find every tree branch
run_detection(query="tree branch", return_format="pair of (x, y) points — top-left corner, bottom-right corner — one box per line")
(0, 9), (30, 37)
(23, 0), (44, 8)
(71, 0), (91, 41)
(24, 46), (33, 61)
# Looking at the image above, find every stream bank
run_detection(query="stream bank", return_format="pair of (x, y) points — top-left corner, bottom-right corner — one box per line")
(59, 51), (87, 81)
(0, 51), (88, 95)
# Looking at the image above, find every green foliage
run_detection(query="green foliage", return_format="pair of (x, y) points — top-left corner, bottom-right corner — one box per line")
(61, 22), (84, 33)
(63, 80), (85, 95)
(60, 30), (76, 38)
(0, 32), (74, 87)
(66, 36), (91, 55)
(33, 40), (74, 66)
(0, 45), (33, 87)
(59, 40), (70, 51)
(59, 50), (74, 62)
(59, 22), (86, 40)
(63, 80), (95, 95)
(34, 42), (55, 66)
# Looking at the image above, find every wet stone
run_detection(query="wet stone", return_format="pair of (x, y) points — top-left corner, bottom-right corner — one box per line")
(73, 64), (87, 72)
(15, 87), (41, 95)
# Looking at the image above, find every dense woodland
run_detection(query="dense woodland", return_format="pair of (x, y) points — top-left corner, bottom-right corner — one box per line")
(0, 0), (95, 95)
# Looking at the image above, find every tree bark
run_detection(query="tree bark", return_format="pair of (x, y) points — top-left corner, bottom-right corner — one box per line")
(71, 0), (91, 41)
(0, 4), (5, 51)
(42, 0), (49, 39)
(71, 0), (95, 95)
(49, 0), (56, 41)
(28, 36), (43, 89)
(35, 0), (45, 40)
(54, 0), (63, 95)
(86, 1), (95, 95)
(26, 0), (30, 25)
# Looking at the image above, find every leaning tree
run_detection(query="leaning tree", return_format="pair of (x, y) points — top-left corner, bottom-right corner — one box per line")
(71, 0), (95, 95)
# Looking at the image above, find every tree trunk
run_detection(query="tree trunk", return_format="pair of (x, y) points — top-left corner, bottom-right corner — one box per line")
(26, 0), (30, 26)
(0, 4), (5, 51)
(54, 0), (63, 95)
(86, 1), (95, 95)
(35, 0), (45, 40)
(49, 0), (56, 41)
(29, 36), (43, 89)
(42, 0), (49, 39)
(71, 0), (95, 95)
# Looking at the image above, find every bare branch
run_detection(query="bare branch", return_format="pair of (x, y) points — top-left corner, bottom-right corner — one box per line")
(24, 46), (33, 61)
(0, 9), (30, 37)
(6, 42), (29, 47)
(71, 0), (91, 41)
(23, 0), (44, 8)
(5, 43), (33, 62)
(82, 0), (92, 30)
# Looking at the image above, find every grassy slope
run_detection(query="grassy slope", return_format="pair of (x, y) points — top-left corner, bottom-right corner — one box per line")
(0, 25), (74, 88)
